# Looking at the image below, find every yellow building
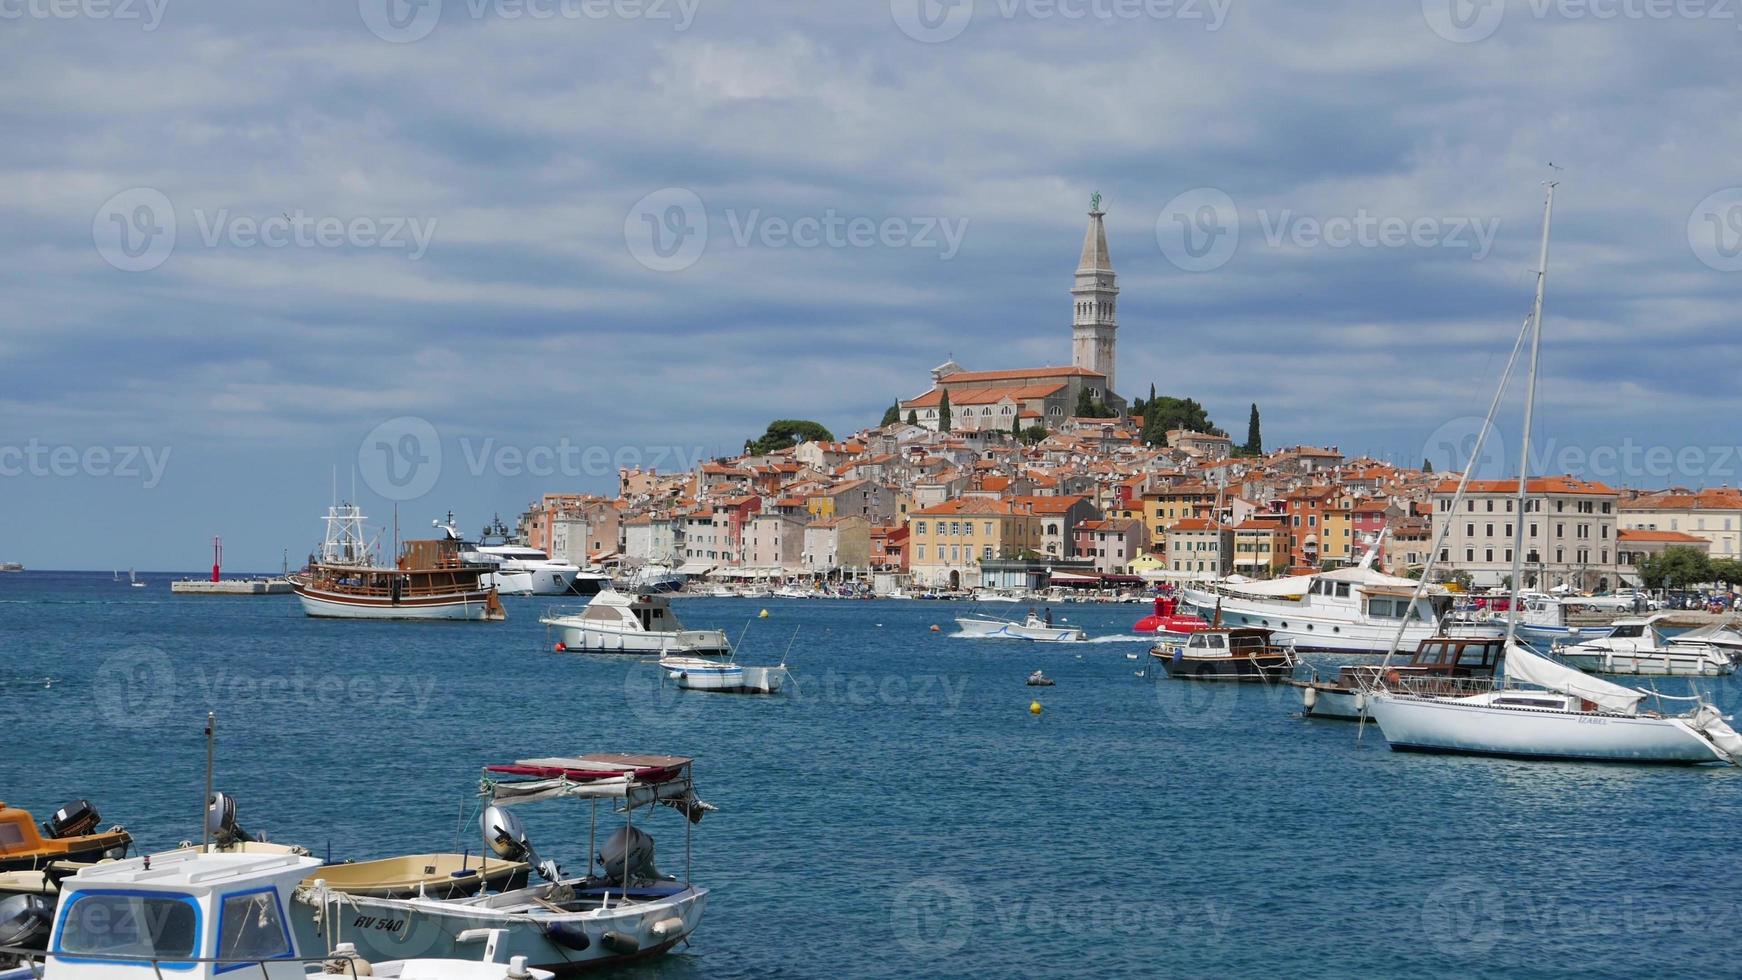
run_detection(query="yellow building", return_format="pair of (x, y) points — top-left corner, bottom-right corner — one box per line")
(908, 498), (1044, 589)
(1321, 496), (1356, 567)
(1231, 520), (1291, 578)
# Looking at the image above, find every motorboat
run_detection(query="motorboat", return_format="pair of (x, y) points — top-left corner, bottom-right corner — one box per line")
(1180, 536), (1501, 654)
(953, 613), (1084, 642)
(1132, 595), (1210, 637)
(970, 589), (1021, 603)
(1510, 592), (1618, 644)
(772, 585), (813, 599)
(1668, 620), (1742, 663)
(0, 846), (554, 979)
(541, 589), (729, 654)
(658, 655), (787, 694)
(1026, 670), (1055, 687)
(0, 801), (130, 873)
(441, 514), (582, 596)
(296, 755), (711, 975)
(308, 853), (530, 900)
(1150, 626), (1299, 681)
(1556, 614), (1735, 676)
(292, 505), (505, 621)
(1291, 636), (1503, 720)
(614, 562), (685, 594)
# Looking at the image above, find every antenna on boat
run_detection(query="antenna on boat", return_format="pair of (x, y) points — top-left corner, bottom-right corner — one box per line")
(202, 712), (215, 850)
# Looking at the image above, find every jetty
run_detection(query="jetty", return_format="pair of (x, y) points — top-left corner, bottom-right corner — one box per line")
(171, 578), (294, 595)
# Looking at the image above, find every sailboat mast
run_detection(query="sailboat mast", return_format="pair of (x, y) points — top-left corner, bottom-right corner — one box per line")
(1504, 180), (1557, 647)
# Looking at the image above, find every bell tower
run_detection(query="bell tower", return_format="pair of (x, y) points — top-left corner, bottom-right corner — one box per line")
(1071, 193), (1118, 397)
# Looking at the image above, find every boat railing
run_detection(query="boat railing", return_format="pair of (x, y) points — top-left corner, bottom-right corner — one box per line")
(1361, 673), (1498, 698)
(0, 945), (387, 977)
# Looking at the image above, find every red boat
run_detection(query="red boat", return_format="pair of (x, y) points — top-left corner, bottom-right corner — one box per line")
(1133, 596), (1210, 637)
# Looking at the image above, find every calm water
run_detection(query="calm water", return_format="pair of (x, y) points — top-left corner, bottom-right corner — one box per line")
(4, 571), (1741, 978)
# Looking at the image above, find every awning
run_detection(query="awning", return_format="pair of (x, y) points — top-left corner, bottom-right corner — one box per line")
(482, 754), (713, 821)
(1048, 572), (1101, 584)
(676, 560), (715, 575)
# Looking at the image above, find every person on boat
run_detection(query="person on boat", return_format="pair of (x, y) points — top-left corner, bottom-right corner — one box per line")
(1044, 607), (1054, 626)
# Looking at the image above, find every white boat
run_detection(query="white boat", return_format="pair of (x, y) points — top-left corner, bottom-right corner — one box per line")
(1294, 636), (1503, 720)
(970, 589), (1021, 603)
(541, 588), (729, 654)
(1362, 180), (1742, 767)
(9, 847), (553, 979)
(1556, 614), (1735, 677)
(436, 514), (581, 596)
(296, 755), (710, 974)
(1510, 592), (1617, 644)
(1180, 536), (1502, 654)
(954, 614), (1084, 642)
(658, 655), (788, 694)
(1668, 620), (1742, 663)
(292, 506), (504, 622)
(128, 568), (145, 588)
(772, 585), (812, 599)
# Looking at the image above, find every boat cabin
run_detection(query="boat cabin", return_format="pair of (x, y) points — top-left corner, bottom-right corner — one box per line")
(1175, 628), (1283, 660)
(575, 590), (684, 633)
(1333, 637), (1504, 696)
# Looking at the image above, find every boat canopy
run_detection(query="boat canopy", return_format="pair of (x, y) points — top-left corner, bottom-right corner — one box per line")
(1503, 642), (1646, 715)
(482, 754), (713, 822)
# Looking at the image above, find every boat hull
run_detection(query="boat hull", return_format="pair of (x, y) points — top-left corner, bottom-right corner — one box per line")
(1181, 588), (1501, 653)
(661, 660), (786, 694)
(1558, 649), (1734, 677)
(1154, 653), (1295, 682)
(953, 618), (1083, 642)
(294, 585), (504, 621)
(1292, 682), (1368, 720)
(545, 622), (730, 655)
(1366, 693), (1728, 764)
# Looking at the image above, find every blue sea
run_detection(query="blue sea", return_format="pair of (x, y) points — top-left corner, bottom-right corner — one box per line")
(4, 570), (1741, 978)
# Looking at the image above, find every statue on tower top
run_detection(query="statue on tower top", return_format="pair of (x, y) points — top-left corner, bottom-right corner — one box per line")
(1090, 191), (1103, 213)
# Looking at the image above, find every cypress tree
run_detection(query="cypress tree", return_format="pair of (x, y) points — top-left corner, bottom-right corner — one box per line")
(1245, 403), (1263, 455)
(939, 391), (952, 433)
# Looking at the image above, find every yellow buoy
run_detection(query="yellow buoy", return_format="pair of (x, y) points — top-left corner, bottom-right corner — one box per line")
(1029, 700), (1043, 715)
(758, 609), (769, 619)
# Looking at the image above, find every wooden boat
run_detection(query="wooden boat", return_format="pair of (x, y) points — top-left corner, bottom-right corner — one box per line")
(291, 503), (505, 621)
(308, 853), (529, 899)
(1291, 636), (1504, 720)
(1150, 626), (1298, 682)
(0, 801), (130, 873)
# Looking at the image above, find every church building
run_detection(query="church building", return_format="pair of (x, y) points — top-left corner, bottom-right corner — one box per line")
(901, 197), (1126, 433)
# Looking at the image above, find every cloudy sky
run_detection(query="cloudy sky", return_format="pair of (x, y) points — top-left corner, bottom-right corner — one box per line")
(2, 0), (1739, 569)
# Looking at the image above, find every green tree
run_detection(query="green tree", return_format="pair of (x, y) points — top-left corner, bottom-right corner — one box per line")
(1022, 424), (1049, 444)
(1141, 396), (1219, 445)
(1010, 414), (1022, 441)
(907, 410), (918, 426)
(1710, 558), (1742, 587)
(880, 400), (901, 427)
(938, 391), (952, 433)
(1423, 458), (1434, 474)
(1074, 387), (1115, 419)
(1244, 403), (1263, 456)
(1637, 547), (1712, 591)
(748, 419), (835, 455)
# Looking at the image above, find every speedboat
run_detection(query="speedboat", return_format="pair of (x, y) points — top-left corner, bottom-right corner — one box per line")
(658, 656), (787, 694)
(1557, 614), (1735, 677)
(0, 801), (130, 873)
(541, 589), (729, 654)
(1132, 596), (1209, 638)
(1291, 636), (1503, 720)
(296, 755), (711, 975)
(953, 614), (1084, 642)
(970, 589), (1021, 603)
(2, 846), (554, 979)
(1151, 626), (1299, 681)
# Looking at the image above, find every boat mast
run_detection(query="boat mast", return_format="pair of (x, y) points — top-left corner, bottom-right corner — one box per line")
(1504, 178), (1557, 648)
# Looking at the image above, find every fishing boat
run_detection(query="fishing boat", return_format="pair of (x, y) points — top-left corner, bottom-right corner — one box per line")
(295, 754), (711, 975)
(1292, 636), (1503, 720)
(541, 588), (728, 654)
(953, 613), (1084, 642)
(1362, 180), (1742, 766)
(658, 656), (787, 694)
(1556, 614), (1735, 676)
(0, 801), (130, 873)
(1131, 595), (1210, 638)
(1150, 626), (1299, 681)
(291, 504), (505, 621)
(0, 847), (554, 979)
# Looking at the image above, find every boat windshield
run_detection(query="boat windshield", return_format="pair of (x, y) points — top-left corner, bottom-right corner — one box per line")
(1609, 624), (1645, 639)
(55, 891), (200, 964)
(217, 889), (293, 964)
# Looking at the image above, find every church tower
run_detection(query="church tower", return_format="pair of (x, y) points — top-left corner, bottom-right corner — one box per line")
(1071, 194), (1118, 398)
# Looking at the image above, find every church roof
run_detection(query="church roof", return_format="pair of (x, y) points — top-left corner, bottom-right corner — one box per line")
(902, 382), (1066, 409)
(1078, 210), (1114, 274)
(935, 365), (1104, 384)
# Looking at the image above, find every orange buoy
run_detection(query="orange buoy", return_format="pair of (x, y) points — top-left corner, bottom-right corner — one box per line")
(554, 642), (568, 653)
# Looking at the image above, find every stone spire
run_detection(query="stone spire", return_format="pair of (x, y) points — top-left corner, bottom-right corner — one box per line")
(1071, 194), (1119, 398)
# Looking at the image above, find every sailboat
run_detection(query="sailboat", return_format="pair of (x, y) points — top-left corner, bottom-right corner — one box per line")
(1362, 179), (1742, 766)
(128, 568), (145, 588)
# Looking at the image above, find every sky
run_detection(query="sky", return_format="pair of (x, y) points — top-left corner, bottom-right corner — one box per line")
(1, 0), (1739, 570)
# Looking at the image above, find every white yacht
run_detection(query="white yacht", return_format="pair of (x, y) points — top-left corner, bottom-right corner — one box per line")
(1180, 536), (1501, 654)
(1557, 614), (1735, 677)
(954, 613), (1085, 642)
(541, 588), (730, 654)
(474, 544), (581, 596)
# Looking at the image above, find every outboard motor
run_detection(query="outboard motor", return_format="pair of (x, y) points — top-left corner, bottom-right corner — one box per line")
(594, 826), (662, 886)
(205, 792), (253, 848)
(42, 799), (100, 839)
(481, 805), (559, 882)
(0, 894), (53, 951)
